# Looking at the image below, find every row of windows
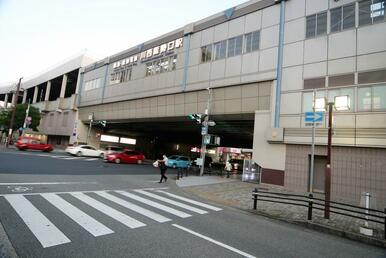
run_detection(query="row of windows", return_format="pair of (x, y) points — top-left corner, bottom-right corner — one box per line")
(145, 55), (177, 77)
(201, 30), (260, 63)
(302, 84), (386, 113)
(84, 78), (102, 91)
(306, 0), (385, 38)
(110, 68), (132, 85)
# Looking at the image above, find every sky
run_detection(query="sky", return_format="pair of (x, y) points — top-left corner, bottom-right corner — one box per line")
(0, 0), (249, 86)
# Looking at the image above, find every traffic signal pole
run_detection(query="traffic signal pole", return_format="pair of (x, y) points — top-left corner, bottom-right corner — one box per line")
(6, 77), (22, 148)
(199, 88), (212, 176)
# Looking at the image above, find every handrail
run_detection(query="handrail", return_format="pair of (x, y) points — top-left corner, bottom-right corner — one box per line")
(251, 188), (386, 240)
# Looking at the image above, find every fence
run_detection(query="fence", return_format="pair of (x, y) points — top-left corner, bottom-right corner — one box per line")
(252, 188), (386, 240)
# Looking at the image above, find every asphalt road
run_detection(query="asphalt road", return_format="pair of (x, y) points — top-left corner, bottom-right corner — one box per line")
(0, 148), (385, 258)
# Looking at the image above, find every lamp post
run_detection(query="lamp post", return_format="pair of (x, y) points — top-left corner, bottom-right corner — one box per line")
(314, 95), (350, 219)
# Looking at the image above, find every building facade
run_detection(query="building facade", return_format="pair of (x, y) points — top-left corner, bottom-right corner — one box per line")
(1, 0), (385, 207)
(76, 0), (386, 207)
(0, 55), (94, 147)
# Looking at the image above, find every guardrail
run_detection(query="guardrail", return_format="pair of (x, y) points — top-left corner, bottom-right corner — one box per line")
(252, 188), (386, 239)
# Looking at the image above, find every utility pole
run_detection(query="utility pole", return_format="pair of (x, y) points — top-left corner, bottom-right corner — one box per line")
(86, 113), (94, 144)
(22, 103), (31, 135)
(199, 88), (212, 176)
(6, 77), (22, 148)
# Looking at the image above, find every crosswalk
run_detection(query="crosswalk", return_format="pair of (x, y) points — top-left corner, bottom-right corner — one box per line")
(14, 152), (101, 161)
(1, 188), (222, 248)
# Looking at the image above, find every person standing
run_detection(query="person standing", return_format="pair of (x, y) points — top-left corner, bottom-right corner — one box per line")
(158, 155), (168, 183)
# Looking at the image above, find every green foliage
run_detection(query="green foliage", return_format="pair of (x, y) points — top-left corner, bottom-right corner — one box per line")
(0, 104), (41, 131)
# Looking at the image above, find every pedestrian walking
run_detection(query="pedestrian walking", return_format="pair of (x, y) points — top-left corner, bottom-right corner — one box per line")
(158, 155), (168, 183)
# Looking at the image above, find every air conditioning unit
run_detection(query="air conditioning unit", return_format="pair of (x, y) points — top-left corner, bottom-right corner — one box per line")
(265, 128), (284, 143)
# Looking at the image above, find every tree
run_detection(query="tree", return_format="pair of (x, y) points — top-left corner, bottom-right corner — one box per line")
(0, 104), (41, 133)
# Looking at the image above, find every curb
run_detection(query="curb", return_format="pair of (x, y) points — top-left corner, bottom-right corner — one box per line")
(177, 183), (386, 249)
(250, 210), (386, 249)
(0, 222), (18, 258)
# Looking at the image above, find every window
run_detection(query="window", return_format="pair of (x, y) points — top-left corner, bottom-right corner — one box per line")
(84, 78), (101, 91)
(213, 40), (227, 60)
(373, 85), (386, 109)
(302, 90), (326, 113)
(227, 35), (243, 57)
(110, 67), (132, 85)
(359, 0), (385, 26)
(359, 85), (386, 111)
(358, 87), (373, 111)
(306, 11), (327, 38)
(201, 45), (212, 63)
(244, 31), (260, 53)
(145, 55), (177, 76)
(330, 4), (355, 32)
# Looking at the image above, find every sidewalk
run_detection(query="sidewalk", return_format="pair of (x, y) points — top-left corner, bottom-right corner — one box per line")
(176, 175), (386, 248)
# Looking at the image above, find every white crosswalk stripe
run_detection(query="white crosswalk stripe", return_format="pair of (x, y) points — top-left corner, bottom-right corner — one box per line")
(1, 189), (221, 248)
(70, 192), (146, 229)
(115, 190), (191, 218)
(95, 191), (171, 223)
(134, 190), (208, 214)
(155, 190), (222, 211)
(41, 193), (114, 237)
(4, 195), (71, 248)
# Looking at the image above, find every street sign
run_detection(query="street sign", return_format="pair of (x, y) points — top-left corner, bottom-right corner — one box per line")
(201, 126), (208, 135)
(204, 134), (211, 144)
(305, 111), (324, 123)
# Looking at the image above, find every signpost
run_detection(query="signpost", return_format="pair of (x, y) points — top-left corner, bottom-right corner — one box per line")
(305, 93), (325, 193)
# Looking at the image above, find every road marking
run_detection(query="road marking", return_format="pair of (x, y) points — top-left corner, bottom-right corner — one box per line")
(134, 190), (208, 214)
(63, 157), (82, 160)
(7, 186), (33, 192)
(4, 195), (71, 248)
(155, 190), (222, 211)
(172, 224), (256, 258)
(115, 190), (191, 218)
(0, 182), (97, 186)
(85, 158), (98, 161)
(71, 192), (146, 229)
(41, 193), (114, 237)
(95, 191), (171, 223)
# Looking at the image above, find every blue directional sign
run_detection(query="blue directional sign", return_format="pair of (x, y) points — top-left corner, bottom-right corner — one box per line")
(305, 111), (324, 123)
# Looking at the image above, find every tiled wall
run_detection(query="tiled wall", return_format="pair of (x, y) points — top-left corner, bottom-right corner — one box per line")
(285, 144), (386, 208)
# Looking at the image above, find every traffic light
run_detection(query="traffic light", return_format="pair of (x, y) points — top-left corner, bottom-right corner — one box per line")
(100, 120), (107, 127)
(188, 113), (207, 124)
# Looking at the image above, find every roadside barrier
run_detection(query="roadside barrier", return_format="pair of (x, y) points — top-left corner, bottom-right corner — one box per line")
(252, 188), (386, 240)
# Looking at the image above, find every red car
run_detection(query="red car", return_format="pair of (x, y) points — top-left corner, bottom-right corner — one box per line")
(16, 137), (53, 152)
(106, 150), (145, 164)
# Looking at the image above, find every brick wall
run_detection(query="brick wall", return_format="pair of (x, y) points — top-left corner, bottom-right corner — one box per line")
(285, 145), (386, 208)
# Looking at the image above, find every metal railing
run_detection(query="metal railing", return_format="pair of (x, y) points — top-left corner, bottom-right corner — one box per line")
(252, 188), (386, 239)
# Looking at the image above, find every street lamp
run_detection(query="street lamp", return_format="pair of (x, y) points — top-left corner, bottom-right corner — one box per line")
(315, 95), (350, 219)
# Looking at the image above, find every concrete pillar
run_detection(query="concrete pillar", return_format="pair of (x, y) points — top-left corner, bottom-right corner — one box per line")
(60, 74), (68, 98)
(11, 93), (16, 106)
(75, 69), (83, 94)
(22, 90), (27, 104)
(32, 86), (38, 103)
(4, 94), (8, 108)
(44, 81), (51, 101)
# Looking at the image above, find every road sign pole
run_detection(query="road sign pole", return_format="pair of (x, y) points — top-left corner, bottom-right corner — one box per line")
(199, 88), (212, 176)
(309, 89), (316, 193)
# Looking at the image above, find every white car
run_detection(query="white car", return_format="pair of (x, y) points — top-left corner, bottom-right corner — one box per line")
(65, 145), (104, 158)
